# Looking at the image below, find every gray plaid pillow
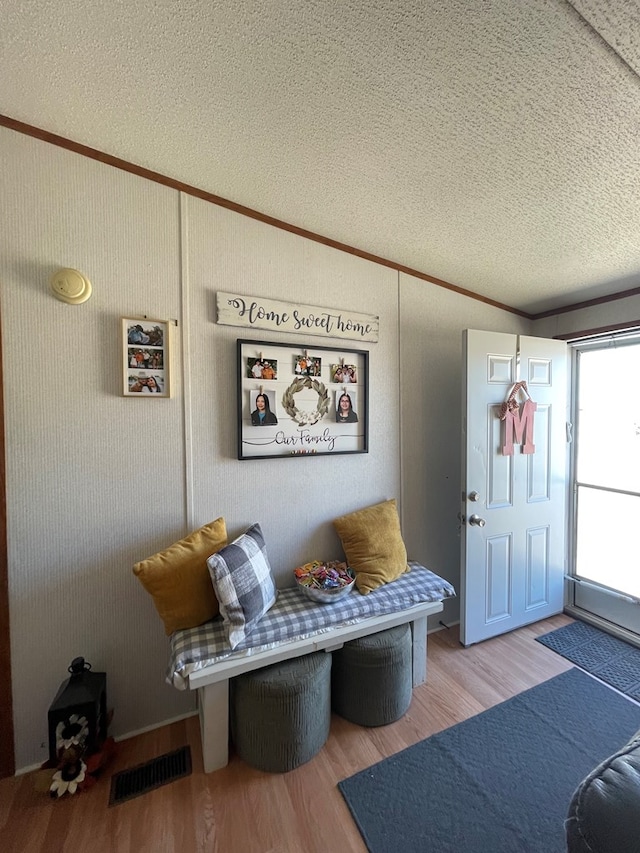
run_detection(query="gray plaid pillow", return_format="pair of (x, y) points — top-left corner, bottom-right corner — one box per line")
(207, 523), (277, 649)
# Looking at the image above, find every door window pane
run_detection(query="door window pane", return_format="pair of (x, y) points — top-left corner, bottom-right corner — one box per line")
(577, 346), (640, 492)
(575, 485), (640, 598)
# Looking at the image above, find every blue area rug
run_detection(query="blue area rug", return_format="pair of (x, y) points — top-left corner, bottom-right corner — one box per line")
(536, 620), (640, 702)
(338, 668), (640, 853)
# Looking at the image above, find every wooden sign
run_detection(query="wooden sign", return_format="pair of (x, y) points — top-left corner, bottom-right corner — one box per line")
(217, 292), (379, 343)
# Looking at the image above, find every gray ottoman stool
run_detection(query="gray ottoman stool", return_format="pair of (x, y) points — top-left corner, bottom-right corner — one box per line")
(332, 623), (412, 726)
(230, 651), (332, 772)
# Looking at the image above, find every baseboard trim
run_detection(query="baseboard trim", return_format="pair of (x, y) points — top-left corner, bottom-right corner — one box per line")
(428, 619), (460, 634)
(15, 761), (44, 777)
(113, 710), (199, 744)
(14, 710), (199, 777)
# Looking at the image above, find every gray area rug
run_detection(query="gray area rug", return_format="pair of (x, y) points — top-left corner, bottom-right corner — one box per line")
(338, 668), (640, 853)
(536, 620), (640, 701)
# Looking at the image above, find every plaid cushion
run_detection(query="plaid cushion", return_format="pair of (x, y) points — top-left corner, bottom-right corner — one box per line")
(168, 563), (457, 689)
(207, 523), (277, 649)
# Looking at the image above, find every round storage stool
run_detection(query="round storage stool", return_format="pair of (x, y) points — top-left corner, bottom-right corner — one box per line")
(230, 651), (331, 772)
(331, 623), (412, 726)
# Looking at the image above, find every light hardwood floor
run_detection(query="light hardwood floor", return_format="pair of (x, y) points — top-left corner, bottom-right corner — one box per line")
(0, 614), (575, 853)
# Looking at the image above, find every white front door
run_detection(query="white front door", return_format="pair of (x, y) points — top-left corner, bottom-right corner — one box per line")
(460, 330), (568, 646)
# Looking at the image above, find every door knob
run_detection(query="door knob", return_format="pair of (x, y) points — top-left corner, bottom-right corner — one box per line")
(468, 491), (480, 502)
(468, 514), (486, 527)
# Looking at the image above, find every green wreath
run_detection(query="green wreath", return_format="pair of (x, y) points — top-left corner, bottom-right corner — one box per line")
(282, 377), (330, 426)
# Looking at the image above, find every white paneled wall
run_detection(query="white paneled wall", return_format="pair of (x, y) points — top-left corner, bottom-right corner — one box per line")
(533, 296), (640, 340)
(184, 195), (401, 575)
(1, 125), (533, 771)
(1, 131), (190, 770)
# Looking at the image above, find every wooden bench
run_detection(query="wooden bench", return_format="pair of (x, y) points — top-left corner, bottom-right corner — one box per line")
(188, 598), (445, 772)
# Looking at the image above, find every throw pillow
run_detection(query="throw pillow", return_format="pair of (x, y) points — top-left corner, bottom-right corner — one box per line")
(207, 522), (277, 649)
(333, 499), (409, 594)
(133, 517), (227, 636)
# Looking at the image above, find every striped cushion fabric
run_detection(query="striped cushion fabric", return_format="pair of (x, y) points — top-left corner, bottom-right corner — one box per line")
(207, 523), (277, 649)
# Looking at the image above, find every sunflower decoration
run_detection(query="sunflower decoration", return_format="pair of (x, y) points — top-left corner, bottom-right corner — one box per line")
(35, 708), (116, 798)
(55, 714), (89, 752)
(49, 748), (87, 798)
(47, 714), (90, 798)
(282, 377), (330, 426)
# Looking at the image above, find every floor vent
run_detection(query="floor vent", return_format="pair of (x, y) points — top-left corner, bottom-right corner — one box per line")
(109, 745), (192, 806)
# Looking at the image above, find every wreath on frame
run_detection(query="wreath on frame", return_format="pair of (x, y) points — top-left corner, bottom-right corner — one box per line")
(282, 377), (330, 426)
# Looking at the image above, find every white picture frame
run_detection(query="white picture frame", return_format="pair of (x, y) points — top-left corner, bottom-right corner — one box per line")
(122, 318), (171, 397)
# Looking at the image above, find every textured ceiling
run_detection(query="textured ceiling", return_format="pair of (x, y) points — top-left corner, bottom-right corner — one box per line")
(2, 0), (640, 315)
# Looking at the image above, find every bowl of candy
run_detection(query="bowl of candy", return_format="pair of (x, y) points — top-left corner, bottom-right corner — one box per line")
(293, 560), (356, 604)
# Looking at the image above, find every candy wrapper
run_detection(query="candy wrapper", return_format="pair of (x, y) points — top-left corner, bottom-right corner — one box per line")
(294, 560), (353, 590)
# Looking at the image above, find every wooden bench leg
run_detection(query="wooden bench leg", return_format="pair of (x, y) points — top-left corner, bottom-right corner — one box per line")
(198, 680), (229, 773)
(410, 616), (427, 686)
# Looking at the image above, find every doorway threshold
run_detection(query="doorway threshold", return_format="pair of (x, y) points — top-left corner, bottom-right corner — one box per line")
(564, 606), (640, 650)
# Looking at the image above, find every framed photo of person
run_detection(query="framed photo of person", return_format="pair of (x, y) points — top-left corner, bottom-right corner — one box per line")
(237, 339), (369, 459)
(122, 318), (171, 397)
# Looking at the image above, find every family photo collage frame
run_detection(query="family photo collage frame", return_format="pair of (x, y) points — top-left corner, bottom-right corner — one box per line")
(237, 339), (369, 459)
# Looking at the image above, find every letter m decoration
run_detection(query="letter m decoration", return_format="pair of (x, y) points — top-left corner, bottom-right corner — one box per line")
(498, 381), (536, 455)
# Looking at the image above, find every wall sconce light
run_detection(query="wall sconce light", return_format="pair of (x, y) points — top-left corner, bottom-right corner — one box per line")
(50, 268), (92, 304)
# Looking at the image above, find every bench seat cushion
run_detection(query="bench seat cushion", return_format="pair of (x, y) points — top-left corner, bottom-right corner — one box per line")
(167, 562), (455, 689)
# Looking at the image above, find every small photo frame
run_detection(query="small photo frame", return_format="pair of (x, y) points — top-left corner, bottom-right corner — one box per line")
(335, 389), (358, 423)
(250, 390), (279, 425)
(331, 363), (358, 384)
(122, 318), (170, 397)
(247, 357), (278, 380)
(294, 355), (322, 377)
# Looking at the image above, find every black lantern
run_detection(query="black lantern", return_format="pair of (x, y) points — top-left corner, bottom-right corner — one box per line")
(47, 657), (107, 765)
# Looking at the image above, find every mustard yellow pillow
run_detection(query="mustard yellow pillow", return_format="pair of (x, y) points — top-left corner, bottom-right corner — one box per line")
(133, 517), (227, 635)
(333, 499), (409, 594)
